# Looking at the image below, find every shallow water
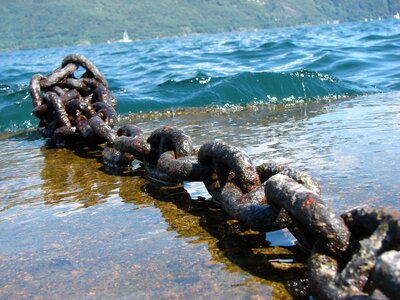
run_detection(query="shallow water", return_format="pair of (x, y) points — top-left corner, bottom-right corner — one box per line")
(1, 16), (400, 299)
(1, 91), (399, 299)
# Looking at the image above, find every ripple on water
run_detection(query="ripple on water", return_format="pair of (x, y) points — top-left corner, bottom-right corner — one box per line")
(0, 90), (399, 298)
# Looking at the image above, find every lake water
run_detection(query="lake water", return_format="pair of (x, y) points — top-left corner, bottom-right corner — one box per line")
(0, 18), (399, 299)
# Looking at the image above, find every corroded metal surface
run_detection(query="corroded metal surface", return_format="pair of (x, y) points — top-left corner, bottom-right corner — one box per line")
(29, 54), (400, 299)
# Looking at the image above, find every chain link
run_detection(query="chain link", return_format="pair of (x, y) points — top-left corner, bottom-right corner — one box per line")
(29, 54), (400, 299)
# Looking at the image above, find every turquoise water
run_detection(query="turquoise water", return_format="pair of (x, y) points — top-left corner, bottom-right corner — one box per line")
(1, 19), (399, 132)
(0, 18), (400, 299)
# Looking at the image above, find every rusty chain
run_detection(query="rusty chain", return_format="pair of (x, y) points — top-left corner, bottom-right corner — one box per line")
(29, 54), (399, 299)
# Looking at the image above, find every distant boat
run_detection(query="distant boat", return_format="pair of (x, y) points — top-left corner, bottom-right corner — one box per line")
(119, 30), (132, 43)
(396, 12), (400, 20)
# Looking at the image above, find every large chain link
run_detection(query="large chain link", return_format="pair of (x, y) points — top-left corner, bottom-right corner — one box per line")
(30, 54), (116, 146)
(29, 54), (400, 299)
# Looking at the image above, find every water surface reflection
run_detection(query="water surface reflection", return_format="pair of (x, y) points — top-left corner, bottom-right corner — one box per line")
(1, 92), (399, 299)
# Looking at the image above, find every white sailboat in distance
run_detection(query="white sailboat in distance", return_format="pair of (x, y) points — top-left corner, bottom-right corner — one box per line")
(119, 30), (132, 43)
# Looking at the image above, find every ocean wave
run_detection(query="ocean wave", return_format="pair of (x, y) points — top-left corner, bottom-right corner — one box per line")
(0, 83), (33, 132)
(1, 18), (400, 133)
(358, 32), (400, 42)
(154, 70), (375, 106)
(0, 68), (378, 132)
(258, 40), (298, 51)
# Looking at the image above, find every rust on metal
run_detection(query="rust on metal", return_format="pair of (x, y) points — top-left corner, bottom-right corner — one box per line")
(29, 54), (400, 300)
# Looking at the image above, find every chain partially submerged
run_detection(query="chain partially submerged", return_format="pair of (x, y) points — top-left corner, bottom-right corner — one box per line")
(30, 54), (116, 146)
(29, 54), (399, 299)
